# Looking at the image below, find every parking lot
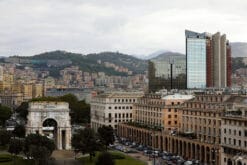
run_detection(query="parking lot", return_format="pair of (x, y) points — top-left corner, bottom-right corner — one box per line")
(112, 137), (201, 165)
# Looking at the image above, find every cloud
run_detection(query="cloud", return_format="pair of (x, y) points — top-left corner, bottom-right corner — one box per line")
(0, 0), (247, 57)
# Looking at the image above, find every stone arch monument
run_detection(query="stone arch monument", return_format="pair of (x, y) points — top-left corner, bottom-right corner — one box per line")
(26, 102), (71, 150)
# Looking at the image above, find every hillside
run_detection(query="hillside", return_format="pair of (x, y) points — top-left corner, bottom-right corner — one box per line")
(231, 42), (247, 57)
(151, 51), (185, 61)
(9, 50), (148, 76)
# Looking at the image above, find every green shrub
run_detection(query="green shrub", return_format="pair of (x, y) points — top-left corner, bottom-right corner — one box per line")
(111, 154), (125, 160)
(0, 155), (12, 162)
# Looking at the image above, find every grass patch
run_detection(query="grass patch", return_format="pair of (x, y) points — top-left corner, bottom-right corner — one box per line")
(0, 154), (33, 165)
(78, 151), (146, 165)
(0, 146), (8, 151)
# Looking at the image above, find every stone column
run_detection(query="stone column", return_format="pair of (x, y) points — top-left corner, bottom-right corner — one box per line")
(65, 128), (71, 150)
(57, 128), (62, 150)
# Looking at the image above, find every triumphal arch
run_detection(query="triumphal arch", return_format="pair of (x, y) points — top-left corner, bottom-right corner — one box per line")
(26, 102), (71, 150)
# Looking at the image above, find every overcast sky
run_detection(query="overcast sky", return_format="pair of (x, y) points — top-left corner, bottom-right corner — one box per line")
(0, 0), (247, 57)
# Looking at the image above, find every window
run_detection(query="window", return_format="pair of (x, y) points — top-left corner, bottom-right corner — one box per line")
(239, 140), (241, 146)
(239, 131), (242, 136)
(171, 102), (174, 105)
(130, 106), (132, 109)
(175, 121), (177, 124)
(108, 113), (111, 118)
(130, 113), (132, 118)
(109, 107), (112, 109)
(174, 115), (177, 118)
(168, 121), (171, 125)
(168, 108), (171, 112)
(115, 114), (117, 118)
(168, 115), (171, 118)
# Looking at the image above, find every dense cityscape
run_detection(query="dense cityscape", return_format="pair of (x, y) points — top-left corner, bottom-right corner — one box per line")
(1, 1), (247, 165)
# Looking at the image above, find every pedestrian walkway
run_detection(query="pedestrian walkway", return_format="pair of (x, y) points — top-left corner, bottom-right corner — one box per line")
(50, 150), (80, 165)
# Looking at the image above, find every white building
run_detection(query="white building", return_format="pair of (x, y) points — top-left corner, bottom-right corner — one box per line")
(221, 96), (247, 165)
(90, 92), (144, 131)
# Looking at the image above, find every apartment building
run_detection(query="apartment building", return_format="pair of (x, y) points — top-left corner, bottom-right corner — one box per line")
(118, 93), (193, 149)
(90, 92), (143, 131)
(221, 96), (247, 165)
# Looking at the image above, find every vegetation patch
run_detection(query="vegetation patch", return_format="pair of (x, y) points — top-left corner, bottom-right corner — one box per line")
(78, 151), (146, 165)
(0, 155), (12, 162)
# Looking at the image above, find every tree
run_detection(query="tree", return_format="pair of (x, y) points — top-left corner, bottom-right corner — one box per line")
(23, 134), (55, 164)
(0, 130), (11, 146)
(72, 100), (90, 124)
(15, 102), (29, 120)
(72, 128), (101, 161)
(8, 139), (23, 155)
(96, 152), (115, 165)
(97, 126), (115, 150)
(13, 124), (26, 138)
(0, 104), (12, 126)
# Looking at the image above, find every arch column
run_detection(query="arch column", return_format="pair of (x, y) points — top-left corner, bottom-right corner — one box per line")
(57, 128), (62, 150)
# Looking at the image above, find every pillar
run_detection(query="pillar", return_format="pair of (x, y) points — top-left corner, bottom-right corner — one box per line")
(65, 128), (71, 149)
(57, 128), (62, 150)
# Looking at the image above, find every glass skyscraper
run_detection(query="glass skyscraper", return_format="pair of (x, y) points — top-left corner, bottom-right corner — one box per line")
(185, 30), (232, 89)
(186, 38), (207, 88)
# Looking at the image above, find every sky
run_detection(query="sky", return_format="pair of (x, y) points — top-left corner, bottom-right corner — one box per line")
(0, 0), (247, 57)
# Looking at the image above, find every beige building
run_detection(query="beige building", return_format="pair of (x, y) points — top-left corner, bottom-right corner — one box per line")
(32, 83), (44, 98)
(221, 96), (247, 165)
(133, 94), (193, 132)
(22, 83), (33, 101)
(90, 92), (143, 131)
(118, 93), (236, 164)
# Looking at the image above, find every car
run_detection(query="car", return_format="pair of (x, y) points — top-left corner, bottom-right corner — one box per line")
(184, 161), (193, 165)
(162, 155), (172, 161)
(137, 145), (144, 151)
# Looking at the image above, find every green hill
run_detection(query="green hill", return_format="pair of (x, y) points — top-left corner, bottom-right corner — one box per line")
(11, 50), (147, 77)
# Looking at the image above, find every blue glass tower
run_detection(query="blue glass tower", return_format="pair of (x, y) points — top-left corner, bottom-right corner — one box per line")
(185, 30), (208, 89)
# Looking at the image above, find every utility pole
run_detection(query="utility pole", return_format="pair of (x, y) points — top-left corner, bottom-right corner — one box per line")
(169, 58), (174, 90)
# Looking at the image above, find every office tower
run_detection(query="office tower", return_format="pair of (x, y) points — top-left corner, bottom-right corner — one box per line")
(185, 30), (231, 89)
(148, 53), (186, 92)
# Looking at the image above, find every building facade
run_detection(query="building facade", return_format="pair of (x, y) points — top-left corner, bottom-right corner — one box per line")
(221, 96), (247, 165)
(117, 93), (238, 164)
(185, 30), (232, 89)
(90, 92), (143, 131)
